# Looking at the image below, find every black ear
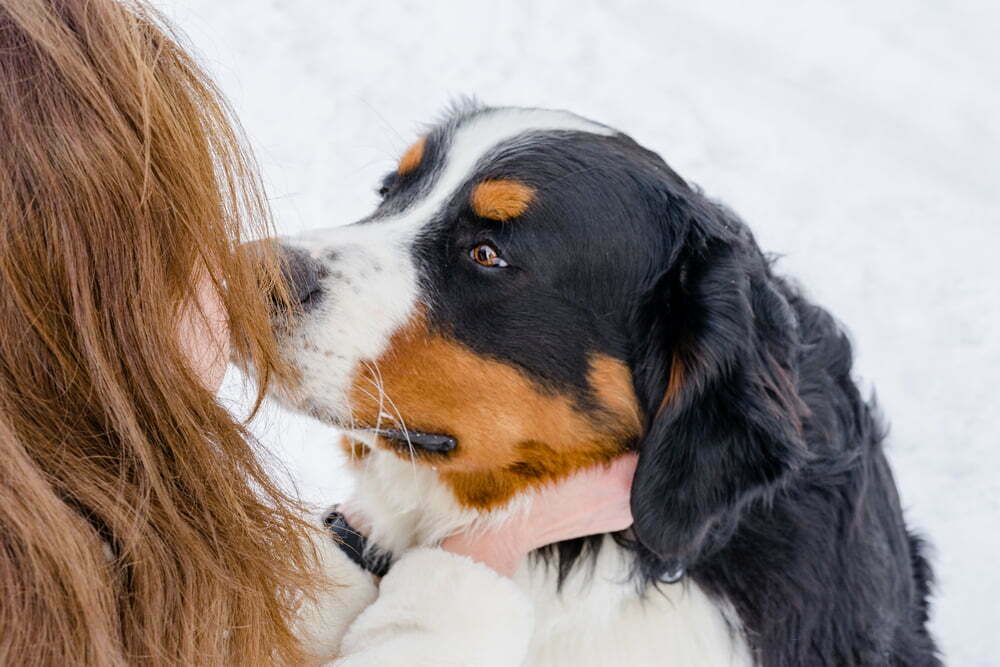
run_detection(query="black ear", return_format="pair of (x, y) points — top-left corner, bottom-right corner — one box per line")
(630, 207), (808, 572)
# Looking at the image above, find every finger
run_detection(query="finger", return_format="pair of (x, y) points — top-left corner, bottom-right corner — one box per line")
(572, 453), (638, 493)
(606, 452), (638, 486)
(532, 454), (637, 519)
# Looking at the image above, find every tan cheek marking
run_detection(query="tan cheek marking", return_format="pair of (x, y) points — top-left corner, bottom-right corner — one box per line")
(657, 355), (685, 415)
(398, 137), (426, 176)
(347, 313), (639, 509)
(588, 355), (643, 435)
(470, 180), (536, 221)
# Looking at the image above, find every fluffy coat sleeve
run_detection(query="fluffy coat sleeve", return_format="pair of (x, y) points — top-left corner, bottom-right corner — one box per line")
(296, 528), (534, 666)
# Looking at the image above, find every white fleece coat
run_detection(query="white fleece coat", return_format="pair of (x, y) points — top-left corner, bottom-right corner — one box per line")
(296, 532), (534, 666)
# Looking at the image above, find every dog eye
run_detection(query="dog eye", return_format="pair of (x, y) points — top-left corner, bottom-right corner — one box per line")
(470, 243), (508, 268)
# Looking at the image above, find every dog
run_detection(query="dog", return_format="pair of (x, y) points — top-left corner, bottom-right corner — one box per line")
(261, 104), (940, 665)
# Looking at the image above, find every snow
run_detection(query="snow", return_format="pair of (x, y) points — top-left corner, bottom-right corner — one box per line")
(154, 1), (999, 663)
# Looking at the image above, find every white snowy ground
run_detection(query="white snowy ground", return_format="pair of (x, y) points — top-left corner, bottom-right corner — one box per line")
(156, 1), (999, 663)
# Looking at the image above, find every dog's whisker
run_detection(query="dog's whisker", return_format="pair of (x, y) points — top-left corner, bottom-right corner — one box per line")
(358, 362), (418, 477)
(360, 363), (394, 470)
(365, 360), (419, 477)
(361, 362), (387, 435)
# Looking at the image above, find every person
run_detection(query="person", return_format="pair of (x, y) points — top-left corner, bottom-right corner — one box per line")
(0, 1), (636, 664)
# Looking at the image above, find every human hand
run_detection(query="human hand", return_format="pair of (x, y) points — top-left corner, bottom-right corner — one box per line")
(441, 454), (637, 577)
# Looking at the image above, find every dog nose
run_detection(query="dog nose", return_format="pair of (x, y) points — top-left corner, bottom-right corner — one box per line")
(276, 244), (327, 311)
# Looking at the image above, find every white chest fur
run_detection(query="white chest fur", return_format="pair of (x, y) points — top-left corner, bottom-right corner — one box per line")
(515, 537), (752, 667)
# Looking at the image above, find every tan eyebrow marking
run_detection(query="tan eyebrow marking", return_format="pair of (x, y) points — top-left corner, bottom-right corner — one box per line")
(398, 137), (426, 176)
(470, 180), (536, 221)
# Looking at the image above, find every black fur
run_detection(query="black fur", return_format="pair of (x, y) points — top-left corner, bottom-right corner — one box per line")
(375, 105), (941, 666)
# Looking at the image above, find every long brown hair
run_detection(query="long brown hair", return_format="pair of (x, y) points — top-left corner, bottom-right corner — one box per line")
(0, 1), (317, 664)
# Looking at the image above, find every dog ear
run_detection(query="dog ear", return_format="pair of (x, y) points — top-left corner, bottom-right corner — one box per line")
(630, 208), (809, 572)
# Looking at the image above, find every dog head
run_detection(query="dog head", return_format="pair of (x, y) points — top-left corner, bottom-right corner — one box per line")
(256, 104), (808, 569)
